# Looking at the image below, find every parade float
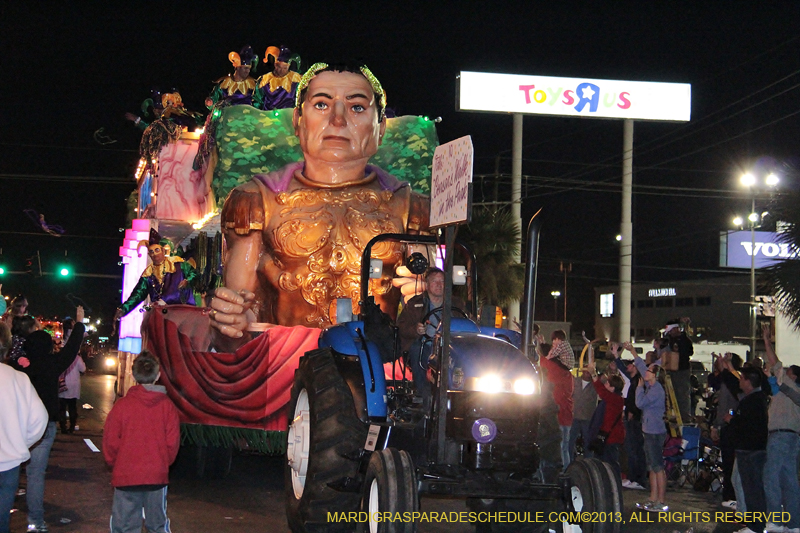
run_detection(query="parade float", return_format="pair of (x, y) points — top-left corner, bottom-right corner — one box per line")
(115, 50), (438, 470)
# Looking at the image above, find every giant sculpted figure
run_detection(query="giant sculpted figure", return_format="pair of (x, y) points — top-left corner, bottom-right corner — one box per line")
(209, 64), (429, 352)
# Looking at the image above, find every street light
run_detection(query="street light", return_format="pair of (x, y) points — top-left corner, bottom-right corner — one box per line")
(551, 291), (561, 322)
(735, 170), (779, 359)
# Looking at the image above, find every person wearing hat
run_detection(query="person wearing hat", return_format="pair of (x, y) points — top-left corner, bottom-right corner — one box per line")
(663, 317), (693, 422)
(208, 62), (429, 353)
(254, 46), (302, 111)
(205, 45), (258, 109)
(114, 229), (197, 321)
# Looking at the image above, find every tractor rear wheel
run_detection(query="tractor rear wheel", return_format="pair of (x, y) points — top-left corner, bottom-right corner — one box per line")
(285, 348), (369, 532)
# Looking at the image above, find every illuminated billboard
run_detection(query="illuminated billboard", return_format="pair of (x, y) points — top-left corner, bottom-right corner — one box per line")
(720, 230), (797, 269)
(457, 71), (691, 122)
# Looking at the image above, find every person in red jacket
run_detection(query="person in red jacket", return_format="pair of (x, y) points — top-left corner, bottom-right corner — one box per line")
(103, 352), (180, 533)
(587, 361), (626, 476)
(536, 335), (574, 471)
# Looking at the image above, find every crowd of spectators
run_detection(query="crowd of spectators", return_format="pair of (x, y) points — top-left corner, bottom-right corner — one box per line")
(535, 317), (800, 533)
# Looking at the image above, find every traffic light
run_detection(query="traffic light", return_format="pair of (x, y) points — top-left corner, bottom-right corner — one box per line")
(58, 265), (71, 277)
(26, 251), (42, 277)
(0, 265), (5, 275)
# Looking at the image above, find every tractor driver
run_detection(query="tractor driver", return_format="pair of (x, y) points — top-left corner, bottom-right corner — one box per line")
(396, 268), (465, 398)
(208, 63), (430, 353)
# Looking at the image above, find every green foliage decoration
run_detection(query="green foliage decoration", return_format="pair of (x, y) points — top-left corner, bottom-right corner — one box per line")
(210, 107), (436, 206)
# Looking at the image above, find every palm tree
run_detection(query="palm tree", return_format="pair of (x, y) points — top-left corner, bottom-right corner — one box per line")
(764, 188), (800, 329)
(458, 207), (525, 308)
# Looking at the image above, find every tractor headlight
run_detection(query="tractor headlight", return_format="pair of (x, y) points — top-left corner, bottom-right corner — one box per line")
(513, 378), (536, 395)
(474, 375), (503, 394)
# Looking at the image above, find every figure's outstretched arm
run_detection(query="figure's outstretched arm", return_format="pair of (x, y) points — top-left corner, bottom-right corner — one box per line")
(209, 228), (263, 352)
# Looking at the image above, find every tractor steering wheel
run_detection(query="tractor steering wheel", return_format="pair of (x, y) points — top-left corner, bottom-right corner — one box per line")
(420, 306), (470, 339)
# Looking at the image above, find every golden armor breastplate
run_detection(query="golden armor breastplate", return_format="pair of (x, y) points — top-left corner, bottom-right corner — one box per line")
(266, 184), (407, 327)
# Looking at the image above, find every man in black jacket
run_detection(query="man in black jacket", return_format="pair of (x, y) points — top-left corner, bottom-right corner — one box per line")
(21, 306), (85, 533)
(724, 366), (768, 533)
(664, 317), (694, 422)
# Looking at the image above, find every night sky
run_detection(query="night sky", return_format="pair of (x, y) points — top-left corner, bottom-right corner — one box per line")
(2, 2), (800, 334)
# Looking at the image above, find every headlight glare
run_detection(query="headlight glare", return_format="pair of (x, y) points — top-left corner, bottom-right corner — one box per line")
(475, 375), (503, 393)
(513, 378), (535, 395)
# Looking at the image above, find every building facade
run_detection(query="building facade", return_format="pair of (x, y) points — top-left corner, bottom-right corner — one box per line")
(594, 275), (753, 343)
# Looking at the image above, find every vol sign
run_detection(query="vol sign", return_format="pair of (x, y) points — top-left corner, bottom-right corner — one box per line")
(430, 136), (473, 228)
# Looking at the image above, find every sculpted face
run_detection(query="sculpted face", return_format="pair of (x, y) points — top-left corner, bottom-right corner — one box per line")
(293, 70), (385, 169)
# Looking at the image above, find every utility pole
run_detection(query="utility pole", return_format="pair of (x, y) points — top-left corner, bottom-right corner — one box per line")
(559, 261), (572, 322)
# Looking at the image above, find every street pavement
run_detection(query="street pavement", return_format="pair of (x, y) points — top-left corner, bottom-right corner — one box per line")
(8, 374), (752, 532)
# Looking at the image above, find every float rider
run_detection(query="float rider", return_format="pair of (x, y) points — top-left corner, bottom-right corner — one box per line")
(114, 229), (197, 321)
(253, 46), (302, 111)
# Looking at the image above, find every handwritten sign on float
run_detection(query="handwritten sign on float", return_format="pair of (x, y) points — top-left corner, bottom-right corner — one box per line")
(430, 136), (474, 228)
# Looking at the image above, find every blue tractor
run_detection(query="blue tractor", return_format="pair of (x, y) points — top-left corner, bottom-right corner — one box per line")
(285, 227), (621, 533)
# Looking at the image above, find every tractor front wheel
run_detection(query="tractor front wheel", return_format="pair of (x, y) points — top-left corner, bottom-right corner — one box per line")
(285, 348), (369, 532)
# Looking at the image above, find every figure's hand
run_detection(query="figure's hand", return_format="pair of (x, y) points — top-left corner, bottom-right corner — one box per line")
(392, 265), (425, 304)
(178, 279), (189, 289)
(609, 342), (620, 357)
(582, 330), (591, 345)
(209, 287), (256, 339)
(76, 305), (85, 323)
(124, 112), (139, 123)
(587, 361), (597, 378)
(416, 323), (426, 336)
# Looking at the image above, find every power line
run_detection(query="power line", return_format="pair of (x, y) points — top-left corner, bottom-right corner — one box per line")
(0, 141), (137, 153)
(0, 231), (122, 241)
(0, 173), (133, 185)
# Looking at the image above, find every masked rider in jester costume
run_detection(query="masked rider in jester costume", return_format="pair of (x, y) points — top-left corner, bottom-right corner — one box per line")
(114, 229), (197, 321)
(253, 46), (302, 111)
(205, 45), (258, 108)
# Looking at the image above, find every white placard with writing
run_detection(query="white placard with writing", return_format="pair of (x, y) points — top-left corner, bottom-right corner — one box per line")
(430, 136), (473, 228)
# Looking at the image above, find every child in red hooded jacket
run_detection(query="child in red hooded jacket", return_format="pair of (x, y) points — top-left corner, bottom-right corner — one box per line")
(103, 352), (180, 533)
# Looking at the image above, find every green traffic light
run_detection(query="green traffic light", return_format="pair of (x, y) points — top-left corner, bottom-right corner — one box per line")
(59, 267), (70, 276)
(0, 267), (5, 275)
